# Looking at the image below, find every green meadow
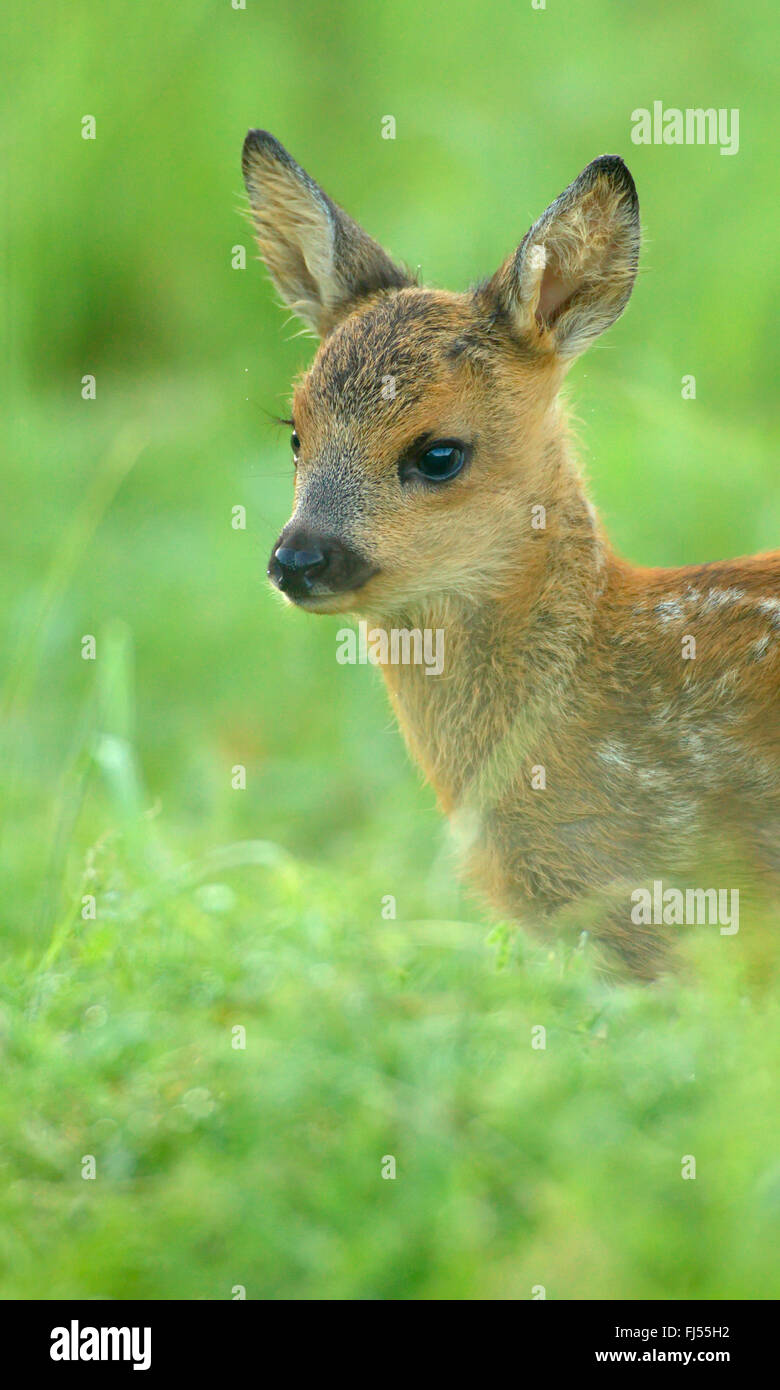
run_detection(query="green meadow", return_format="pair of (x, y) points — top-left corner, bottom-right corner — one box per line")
(1, 0), (777, 1299)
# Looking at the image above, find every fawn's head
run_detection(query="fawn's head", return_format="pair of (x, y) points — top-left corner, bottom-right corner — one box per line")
(242, 131), (640, 616)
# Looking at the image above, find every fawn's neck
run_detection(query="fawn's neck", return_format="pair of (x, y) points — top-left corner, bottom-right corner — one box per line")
(376, 437), (610, 812)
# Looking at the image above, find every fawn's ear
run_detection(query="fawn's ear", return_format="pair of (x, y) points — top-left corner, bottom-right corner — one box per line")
(242, 130), (413, 336)
(486, 155), (640, 359)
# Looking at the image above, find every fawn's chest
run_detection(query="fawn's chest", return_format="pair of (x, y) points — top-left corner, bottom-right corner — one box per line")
(382, 633), (774, 908)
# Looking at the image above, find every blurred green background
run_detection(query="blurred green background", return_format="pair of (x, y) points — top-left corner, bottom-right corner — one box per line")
(1, 0), (778, 1299)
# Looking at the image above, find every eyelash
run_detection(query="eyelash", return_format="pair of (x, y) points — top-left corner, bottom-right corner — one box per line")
(280, 425), (469, 480)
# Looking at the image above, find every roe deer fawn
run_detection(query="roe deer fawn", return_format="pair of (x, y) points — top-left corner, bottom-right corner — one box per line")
(242, 130), (779, 978)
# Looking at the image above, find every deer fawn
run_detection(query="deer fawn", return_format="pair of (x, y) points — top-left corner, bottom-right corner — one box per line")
(242, 130), (779, 978)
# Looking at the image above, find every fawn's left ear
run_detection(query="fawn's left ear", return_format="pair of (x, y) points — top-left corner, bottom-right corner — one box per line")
(485, 155), (640, 359)
(242, 130), (413, 336)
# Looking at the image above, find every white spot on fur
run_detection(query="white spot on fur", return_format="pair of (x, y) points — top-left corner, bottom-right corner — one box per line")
(756, 597), (780, 630)
(680, 729), (706, 758)
(655, 597), (685, 623)
(636, 766), (671, 788)
(701, 586), (746, 612)
(596, 738), (635, 770)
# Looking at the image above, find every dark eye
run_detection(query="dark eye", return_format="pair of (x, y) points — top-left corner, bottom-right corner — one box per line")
(291, 430), (300, 456)
(410, 441), (467, 483)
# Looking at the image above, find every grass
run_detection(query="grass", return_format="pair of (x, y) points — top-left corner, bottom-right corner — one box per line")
(2, 756), (779, 1298)
(1, 0), (778, 1299)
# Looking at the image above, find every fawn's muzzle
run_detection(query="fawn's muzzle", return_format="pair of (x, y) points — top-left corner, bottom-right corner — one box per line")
(268, 528), (375, 600)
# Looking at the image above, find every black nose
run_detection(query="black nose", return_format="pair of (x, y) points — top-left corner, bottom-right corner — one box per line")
(268, 529), (375, 599)
(272, 544), (327, 590)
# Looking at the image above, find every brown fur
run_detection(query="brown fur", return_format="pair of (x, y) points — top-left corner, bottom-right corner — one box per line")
(242, 132), (779, 978)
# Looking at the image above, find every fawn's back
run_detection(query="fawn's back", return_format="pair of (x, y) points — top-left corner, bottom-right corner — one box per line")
(242, 130), (780, 976)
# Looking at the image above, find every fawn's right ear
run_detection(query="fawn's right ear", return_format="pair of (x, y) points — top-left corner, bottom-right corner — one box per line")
(242, 130), (413, 336)
(485, 155), (640, 359)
